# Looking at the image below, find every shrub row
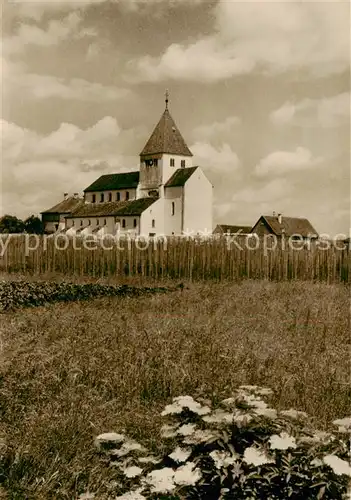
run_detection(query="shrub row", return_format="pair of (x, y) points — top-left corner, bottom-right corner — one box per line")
(0, 280), (182, 311)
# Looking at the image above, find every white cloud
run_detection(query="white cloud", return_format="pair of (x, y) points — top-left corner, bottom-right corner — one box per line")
(231, 179), (291, 204)
(191, 142), (241, 173)
(255, 147), (323, 177)
(126, 0), (349, 82)
(4, 66), (130, 102)
(3, 11), (94, 55)
(1, 117), (143, 218)
(192, 116), (241, 140)
(270, 92), (350, 128)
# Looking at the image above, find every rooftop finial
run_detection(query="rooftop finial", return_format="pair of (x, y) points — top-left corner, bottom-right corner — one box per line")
(165, 89), (169, 109)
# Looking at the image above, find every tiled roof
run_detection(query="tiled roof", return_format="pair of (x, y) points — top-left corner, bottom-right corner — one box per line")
(41, 196), (84, 214)
(84, 172), (140, 192)
(140, 108), (193, 157)
(66, 197), (157, 218)
(164, 166), (198, 187)
(214, 224), (252, 234)
(254, 216), (318, 237)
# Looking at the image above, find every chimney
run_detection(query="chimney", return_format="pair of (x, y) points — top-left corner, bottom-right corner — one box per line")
(73, 192), (79, 199)
(64, 193), (68, 200)
(278, 213), (282, 224)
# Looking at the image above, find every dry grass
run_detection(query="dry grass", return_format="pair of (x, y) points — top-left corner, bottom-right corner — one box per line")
(1, 280), (350, 499)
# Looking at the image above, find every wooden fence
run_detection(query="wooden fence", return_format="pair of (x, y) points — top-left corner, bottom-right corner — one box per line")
(0, 234), (350, 283)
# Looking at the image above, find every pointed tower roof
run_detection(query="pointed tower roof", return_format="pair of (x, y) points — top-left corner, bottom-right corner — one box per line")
(140, 92), (193, 157)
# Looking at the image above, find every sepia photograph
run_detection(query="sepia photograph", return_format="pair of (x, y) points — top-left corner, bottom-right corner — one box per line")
(0, 0), (350, 498)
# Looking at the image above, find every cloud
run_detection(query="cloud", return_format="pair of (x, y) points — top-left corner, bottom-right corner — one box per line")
(1, 117), (144, 218)
(4, 66), (131, 102)
(231, 178), (291, 204)
(192, 116), (241, 140)
(255, 147), (323, 177)
(191, 142), (241, 173)
(3, 11), (95, 55)
(270, 92), (350, 128)
(126, 0), (349, 82)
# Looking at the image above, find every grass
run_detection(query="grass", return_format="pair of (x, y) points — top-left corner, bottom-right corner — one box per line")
(1, 279), (350, 499)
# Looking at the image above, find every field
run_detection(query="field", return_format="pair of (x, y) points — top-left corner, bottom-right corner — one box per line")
(1, 277), (350, 499)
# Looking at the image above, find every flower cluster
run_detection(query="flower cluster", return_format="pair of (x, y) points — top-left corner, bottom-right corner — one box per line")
(88, 386), (350, 499)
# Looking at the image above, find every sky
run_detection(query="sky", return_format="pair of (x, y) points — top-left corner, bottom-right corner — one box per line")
(1, 0), (350, 236)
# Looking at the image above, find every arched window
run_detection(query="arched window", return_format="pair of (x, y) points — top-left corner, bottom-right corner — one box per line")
(92, 194), (96, 203)
(108, 192), (112, 202)
(181, 159), (185, 168)
(126, 191), (130, 200)
(104, 219), (107, 225)
(171, 202), (175, 216)
(133, 219), (137, 228)
(116, 192), (120, 201)
(152, 219), (155, 228)
(170, 158), (175, 167)
(100, 193), (104, 203)
(122, 219), (126, 228)
(80, 220), (83, 226)
(97, 219), (99, 225)
(88, 220), (91, 225)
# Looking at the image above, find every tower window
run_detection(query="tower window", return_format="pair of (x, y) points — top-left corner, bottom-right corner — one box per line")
(92, 194), (96, 203)
(126, 191), (130, 200)
(80, 220), (83, 226)
(171, 202), (175, 216)
(181, 159), (185, 168)
(97, 219), (99, 225)
(108, 192), (112, 202)
(170, 158), (175, 167)
(100, 193), (104, 203)
(122, 219), (126, 228)
(116, 192), (120, 201)
(152, 219), (155, 228)
(133, 219), (137, 228)
(88, 220), (91, 225)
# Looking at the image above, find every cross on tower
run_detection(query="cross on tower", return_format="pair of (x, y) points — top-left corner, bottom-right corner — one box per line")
(165, 89), (169, 109)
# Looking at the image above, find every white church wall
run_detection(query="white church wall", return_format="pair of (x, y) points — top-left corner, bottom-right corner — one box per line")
(140, 198), (165, 236)
(160, 154), (193, 185)
(163, 186), (182, 235)
(183, 168), (213, 235)
(85, 189), (137, 204)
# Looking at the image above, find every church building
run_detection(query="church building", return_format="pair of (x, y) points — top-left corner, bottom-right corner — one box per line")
(42, 94), (213, 237)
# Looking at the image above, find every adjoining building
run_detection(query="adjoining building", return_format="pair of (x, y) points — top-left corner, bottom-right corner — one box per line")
(213, 224), (252, 236)
(250, 213), (318, 239)
(41, 193), (83, 234)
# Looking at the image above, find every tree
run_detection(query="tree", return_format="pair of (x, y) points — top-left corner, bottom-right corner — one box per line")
(24, 215), (44, 234)
(0, 215), (25, 233)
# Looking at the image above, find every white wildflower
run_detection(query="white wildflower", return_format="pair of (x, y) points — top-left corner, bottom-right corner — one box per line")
(94, 432), (125, 449)
(239, 385), (273, 396)
(280, 409), (308, 419)
(169, 446), (192, 463)
(243, 446), (274, 467)
(112, 440), (146, 458)
(138, 456), (161, 464)
(115, 489), (146, 500)
(203, 409), (233, 424)
(253, 408), (277, 419)
(173, 462), (202, 486)
(333, 417), (351, 433)
(221, 397), (236, 407)
(269, 432), (297, 450)
(123, 466), (143, 478)
(183, 429), (217, 445)
(233, 412), (253, 426)
(161, 396), (210, 416)
(144, 467), (176, 493)
(311, 458), (323, 467)
(209, 450), (239, 469)
(160, 424), (179, 439)
(323, 455), (351, 476)
(177, 423), (197, 436)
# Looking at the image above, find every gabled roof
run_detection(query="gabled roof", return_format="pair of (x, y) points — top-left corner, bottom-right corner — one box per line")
(84, 172), (140, 192)
(66, 198), (157, 218)
(164, 166), (198, 187)
(214, 224), (252, 234)
(253, 216), (318, 237)
(140, 108), (193, 157)
(41, 196), (84, 214)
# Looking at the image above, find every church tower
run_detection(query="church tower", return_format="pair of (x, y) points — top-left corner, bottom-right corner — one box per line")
(138, 91), (193, 198)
